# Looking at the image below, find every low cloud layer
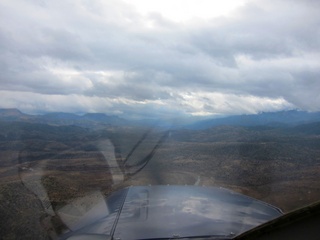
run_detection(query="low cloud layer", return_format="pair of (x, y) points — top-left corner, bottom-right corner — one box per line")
(1, 0), (319, 118)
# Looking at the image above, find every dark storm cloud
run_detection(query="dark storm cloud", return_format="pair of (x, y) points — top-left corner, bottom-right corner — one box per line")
(0, 0), (319, 117)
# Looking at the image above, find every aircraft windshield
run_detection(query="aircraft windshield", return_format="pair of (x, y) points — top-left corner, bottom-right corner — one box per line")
(0, 0), (320, 239)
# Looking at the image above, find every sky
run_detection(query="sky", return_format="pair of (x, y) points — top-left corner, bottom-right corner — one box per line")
(0, 0), (319, 119)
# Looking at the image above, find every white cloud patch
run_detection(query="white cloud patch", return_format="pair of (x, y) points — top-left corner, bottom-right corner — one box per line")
(176, 91), (293, 116)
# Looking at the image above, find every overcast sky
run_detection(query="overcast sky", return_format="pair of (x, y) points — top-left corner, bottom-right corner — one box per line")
(0, 0), (319, 119)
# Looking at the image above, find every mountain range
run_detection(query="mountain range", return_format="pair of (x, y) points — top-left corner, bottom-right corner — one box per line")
(0, 109), (127, 128)
(188, 110), (320, 129)
(1, 108), (320, 129)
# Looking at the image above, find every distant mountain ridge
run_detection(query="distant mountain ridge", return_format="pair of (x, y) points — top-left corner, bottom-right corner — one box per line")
(188, 110), (320, 129)
(0, 108), (128, 128)
(0, 108), (23, 116)
(0, 108), (34, 121)
(1, 108), (320, 129)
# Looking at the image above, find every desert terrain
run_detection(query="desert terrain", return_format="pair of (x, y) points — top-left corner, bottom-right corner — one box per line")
(1, 120), (320, 239)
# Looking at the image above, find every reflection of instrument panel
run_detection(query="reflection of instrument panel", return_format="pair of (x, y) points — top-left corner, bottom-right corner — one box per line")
(118, 189), (149, 221)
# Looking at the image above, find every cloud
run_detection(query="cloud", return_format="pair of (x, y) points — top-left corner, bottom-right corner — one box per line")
(0, 0), (319, 118)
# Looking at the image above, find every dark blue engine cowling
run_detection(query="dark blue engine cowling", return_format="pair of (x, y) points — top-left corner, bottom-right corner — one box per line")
(61, 185), (282, 240)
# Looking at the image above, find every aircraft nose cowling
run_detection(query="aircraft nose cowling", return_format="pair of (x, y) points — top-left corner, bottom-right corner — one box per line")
(113, 185), (282, 240)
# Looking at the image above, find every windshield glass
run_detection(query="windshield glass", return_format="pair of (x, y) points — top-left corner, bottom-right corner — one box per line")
(1, 0), (320, 239)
